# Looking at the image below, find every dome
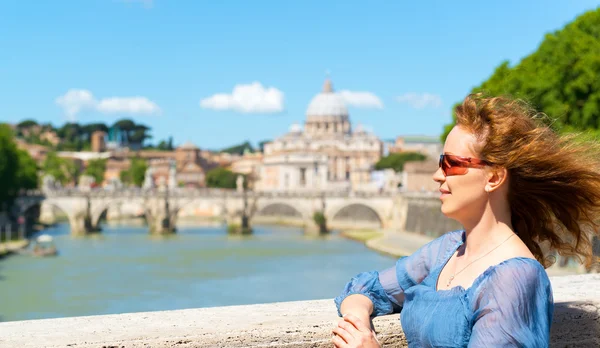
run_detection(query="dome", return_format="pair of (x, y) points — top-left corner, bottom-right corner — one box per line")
(305, 79), (348, 118)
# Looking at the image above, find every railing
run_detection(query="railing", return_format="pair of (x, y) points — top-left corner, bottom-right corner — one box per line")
(0, 274), (598, 347)
(21, 187), (422, 200)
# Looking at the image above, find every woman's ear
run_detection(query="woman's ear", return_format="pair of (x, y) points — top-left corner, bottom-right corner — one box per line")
(486, 167), (508, 193)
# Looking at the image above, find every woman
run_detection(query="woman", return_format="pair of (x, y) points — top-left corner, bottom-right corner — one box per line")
(332, 94), (600, 347)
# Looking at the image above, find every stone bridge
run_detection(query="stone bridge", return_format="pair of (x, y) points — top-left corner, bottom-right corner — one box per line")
(14, 189), (449, 236)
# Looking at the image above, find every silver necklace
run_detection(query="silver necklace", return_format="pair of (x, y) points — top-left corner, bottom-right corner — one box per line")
(446, 233), (516, 287)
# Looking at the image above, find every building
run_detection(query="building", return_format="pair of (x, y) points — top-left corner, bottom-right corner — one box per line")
(258, 79), (383, 192)
(401, 160), (439, 192)
(388, 135), (442, 160)
(15, 139), (50, 164)
(174, 142), (209, 188)
(135, 142), (216, 188)
(104, 157), (131, 186)
(229, 151), (264, 188)
(91, 131), (107, 152)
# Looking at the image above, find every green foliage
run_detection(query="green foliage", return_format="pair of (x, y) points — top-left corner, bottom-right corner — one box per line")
(120, 158), (148, 187)
(313, 211), (326, 226)
(17, 120), (38, 128)
(119, 170), (130, 186)
(84, 159), (107, 184)
(130, 158), (148, 187)
(13, 118), (153, 151)
(42, 151), (79, 185)
(146, 136), (174, 151)
(442, 8), (600, 141)
(113, 119), (136, 132)
(15, 149), (39, 190)
(258, 140), (271, 153)
(111, 119), (151, 147)
(56, 123), (85, 151)
(81, 123), (109, 142)
(221, 141), (254, 155)
(0, 124), (22, 206)
(206, 167), (241, 189)
(227, 223), (252, 235)
(0, 124), (39, 210)
(130, 124), (151, 144)
(375, 152), (427, 172)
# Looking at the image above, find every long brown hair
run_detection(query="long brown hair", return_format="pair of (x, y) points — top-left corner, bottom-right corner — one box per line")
(455, 93), (600, 268)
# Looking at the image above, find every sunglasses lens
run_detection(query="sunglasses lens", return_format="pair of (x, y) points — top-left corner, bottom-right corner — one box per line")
(441, 155), (468, 176)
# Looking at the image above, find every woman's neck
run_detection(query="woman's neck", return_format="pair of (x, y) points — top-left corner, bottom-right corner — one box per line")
(461, 201), (514, 258)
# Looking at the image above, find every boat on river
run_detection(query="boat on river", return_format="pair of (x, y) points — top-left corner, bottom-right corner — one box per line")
(32, 234), (58, 257)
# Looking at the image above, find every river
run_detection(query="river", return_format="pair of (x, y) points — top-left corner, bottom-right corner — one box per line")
(0, 222), (394, 322)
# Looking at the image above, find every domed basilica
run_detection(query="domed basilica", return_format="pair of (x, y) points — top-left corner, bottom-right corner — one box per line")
(257, 79), (383, 192)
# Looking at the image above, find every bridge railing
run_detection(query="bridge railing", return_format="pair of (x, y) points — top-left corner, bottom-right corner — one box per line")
(0, 274), (598, 347)
(26, 188), (421, 199)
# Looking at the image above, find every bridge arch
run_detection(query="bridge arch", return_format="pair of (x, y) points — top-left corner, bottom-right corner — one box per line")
(166, 198), (224, 229)
(19, 198), (75, 233)
(91, 198), (149, 228)
(330, 203), (383, 229)
(256, 202), (304, 219)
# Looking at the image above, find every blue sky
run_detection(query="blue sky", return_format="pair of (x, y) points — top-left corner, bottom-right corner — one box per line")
(1, 0), (599, 150)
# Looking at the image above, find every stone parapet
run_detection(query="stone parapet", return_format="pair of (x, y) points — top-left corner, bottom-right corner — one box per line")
(1, 274), (598, 347)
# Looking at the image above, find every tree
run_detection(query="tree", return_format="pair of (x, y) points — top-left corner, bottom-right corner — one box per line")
(442, 8), (600, 141)
(57, 122), (84, 151)
(375, 152), (427, 172)
(0, 124), (38, 211)
(112, 119), (136, 133)
(42, 152), (79, 185)
(15, 149), (39, 191)
(17, 120), (38, 129)
(221, 141), (254, 155)
(129, 124), (151, 145)
(0, 124), (21, 207)
(130, 158), (147, 187)
(120, 158), (148, 187)
(81, 123), (109, 142)
(84, 159), (107, 185)
(206, 167), (242, 189)
(258, 140), (271, 153)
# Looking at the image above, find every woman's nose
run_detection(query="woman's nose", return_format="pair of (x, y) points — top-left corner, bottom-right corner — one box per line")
(432, 167), (445, 184)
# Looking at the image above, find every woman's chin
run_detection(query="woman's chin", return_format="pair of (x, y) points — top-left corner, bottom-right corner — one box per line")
(440, 203), (455, 218)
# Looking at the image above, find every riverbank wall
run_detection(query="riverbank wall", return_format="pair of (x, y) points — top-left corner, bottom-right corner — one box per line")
(1, 274), (598, 347)
(0, 239), (28, 258)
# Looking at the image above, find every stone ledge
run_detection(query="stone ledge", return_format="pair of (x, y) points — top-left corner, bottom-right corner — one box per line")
(1, 274), (599, 348)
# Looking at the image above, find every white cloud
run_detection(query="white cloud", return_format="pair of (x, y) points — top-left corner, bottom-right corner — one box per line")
(338, 90), (384, 109)
(97, 97), (160, 114)
(396, 93), (442, 109)
(200, 82), (284, 113)
(55, 89), (96, 120)
(55, 90), (160, 119)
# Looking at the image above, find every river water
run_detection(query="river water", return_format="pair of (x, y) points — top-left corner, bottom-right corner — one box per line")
(0, 223), (393, 322)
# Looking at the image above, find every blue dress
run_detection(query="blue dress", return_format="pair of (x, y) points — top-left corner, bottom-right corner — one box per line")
(334, 230), (554, 347)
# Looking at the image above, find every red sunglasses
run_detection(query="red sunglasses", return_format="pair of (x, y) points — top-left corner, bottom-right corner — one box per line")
(438, 154), (492, 176)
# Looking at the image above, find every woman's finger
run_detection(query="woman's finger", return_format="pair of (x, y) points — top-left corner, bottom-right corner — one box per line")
(338, 319), (359, 335)
(343, 313), (369, 332)
(332, 334), (348, 348)
(332, 326), (353, 344)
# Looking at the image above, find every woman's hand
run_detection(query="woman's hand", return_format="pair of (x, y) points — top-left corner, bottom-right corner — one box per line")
(332, 314), (381, 348)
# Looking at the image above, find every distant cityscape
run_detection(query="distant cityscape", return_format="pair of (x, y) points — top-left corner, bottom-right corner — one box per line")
(13, 79), (442, 194)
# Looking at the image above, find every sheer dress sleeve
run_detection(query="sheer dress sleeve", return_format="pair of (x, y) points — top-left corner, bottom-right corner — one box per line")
(334, 230), (463, 317)
(468, 258), (553, 347)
